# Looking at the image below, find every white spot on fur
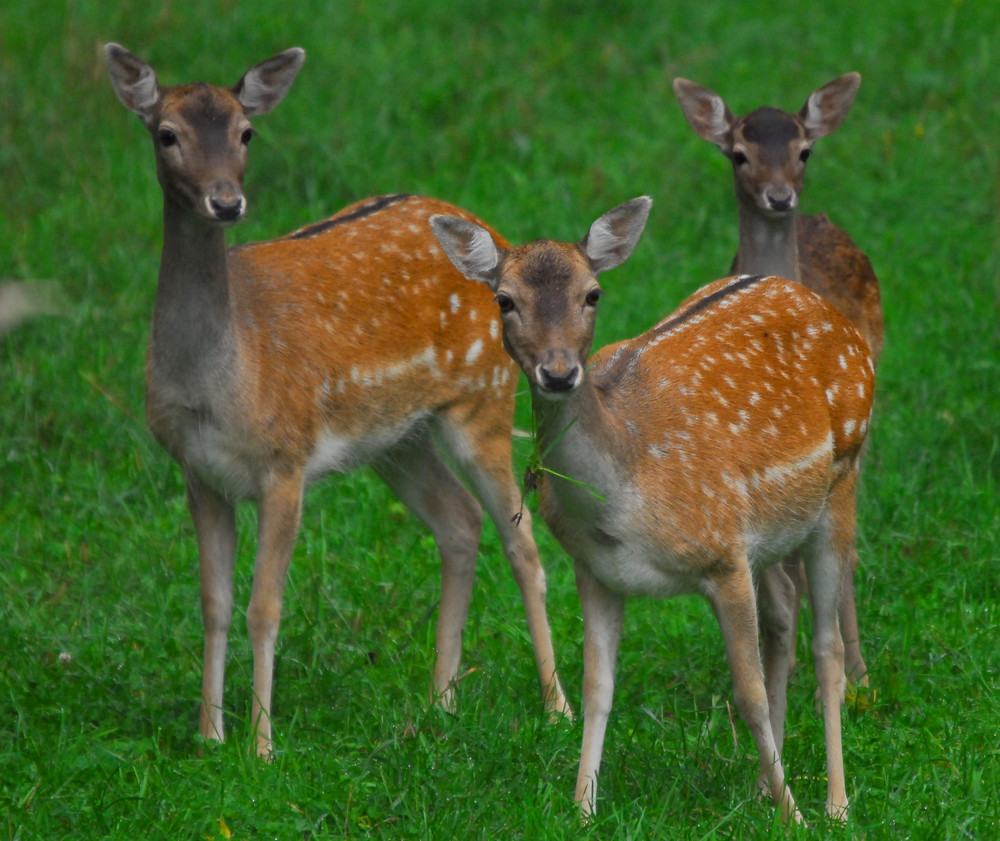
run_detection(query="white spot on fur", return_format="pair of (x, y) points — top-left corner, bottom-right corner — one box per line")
(465, 339), (483, 364)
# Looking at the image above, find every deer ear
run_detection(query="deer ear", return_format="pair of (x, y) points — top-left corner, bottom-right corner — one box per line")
(430, 216), (502, 290)
(583, 197), (652, 274)
(105, 43), (161, 124)
(799, 72), (861, 141)
(673, 78), (734, 153)
(233, 48), (306, 116)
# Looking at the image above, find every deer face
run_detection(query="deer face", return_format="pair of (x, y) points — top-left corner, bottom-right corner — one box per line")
(152, 85), (253, 225)
(673, 74), (862, 221)
(430, 197), (650, 402)
(491, 242), (603, 398)
(105, 42), (304, 226)
(730, 107), (812, 217)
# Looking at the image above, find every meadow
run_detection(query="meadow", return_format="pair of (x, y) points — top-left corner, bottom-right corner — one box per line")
(2, 0), (999, 838)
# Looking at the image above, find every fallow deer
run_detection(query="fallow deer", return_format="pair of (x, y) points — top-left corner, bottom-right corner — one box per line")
(431, 197), (874, 822)
(104, 42), (569, 756)
(674, 74), (883, 685)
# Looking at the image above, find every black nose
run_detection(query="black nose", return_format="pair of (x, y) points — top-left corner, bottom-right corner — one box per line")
(765, 186), (795, 213)
(539, 365), (580, 392)
(210, 196), (244, 222)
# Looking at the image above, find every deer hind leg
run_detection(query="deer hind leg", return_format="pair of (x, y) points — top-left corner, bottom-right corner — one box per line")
(373, 433), (483, 713)
(781, 552), (806, 672)
(435, 412), (571, 719)
(709, 563), (802, 824)
(841, 541), (868, 686)
(757, 563), (797, 773)
(187, 475), (237, 747)
(790, 541), (867, 701)
(801, 484), (854, 821)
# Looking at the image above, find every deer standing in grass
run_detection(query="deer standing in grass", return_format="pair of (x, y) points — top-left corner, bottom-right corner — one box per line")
(432, 196), (874, 822)
(674, 74), (883, 685)
(104, 43), (570, 756)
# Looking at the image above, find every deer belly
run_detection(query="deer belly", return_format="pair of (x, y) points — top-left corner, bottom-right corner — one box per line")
(303, 414), (429, 482)
(579, 535), (704, 598)
(171, 410), (427, 498)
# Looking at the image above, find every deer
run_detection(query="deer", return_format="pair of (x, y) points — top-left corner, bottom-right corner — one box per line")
(431, 196), (875, 823)
(673, 74), (883, 687)
(103, 42), (570, 757)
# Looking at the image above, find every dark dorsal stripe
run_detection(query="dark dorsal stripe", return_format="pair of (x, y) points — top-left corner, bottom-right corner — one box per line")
(651, 274), (767, 337)
(283, 193), (413, 240)
(598, 275), (769, 388)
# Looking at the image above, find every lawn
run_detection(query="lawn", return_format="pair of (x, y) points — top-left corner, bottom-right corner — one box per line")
(2, 0), (999, 838)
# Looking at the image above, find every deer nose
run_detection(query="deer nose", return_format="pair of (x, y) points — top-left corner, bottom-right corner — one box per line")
(765, 186), (796, 213)
(209, 195), (245, 222)
(539, 367), (580, 392)
(536, 349), (583, 394)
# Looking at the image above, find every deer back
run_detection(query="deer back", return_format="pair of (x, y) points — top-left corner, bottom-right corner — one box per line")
(795, 215), (883, 363)
(168, 195), (515, 495)
(544, 273), (876, 580)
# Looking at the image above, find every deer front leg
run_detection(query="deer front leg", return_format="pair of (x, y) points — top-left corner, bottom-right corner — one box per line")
(497, 503), (572, 719)
(187, 475), (237, 746)
(439, 412), (571, 719)
(708, 564), (802, 824)
(247, 473), (304, 757)
(573, 560), (625, 819)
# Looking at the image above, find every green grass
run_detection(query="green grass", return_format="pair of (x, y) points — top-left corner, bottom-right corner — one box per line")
(2, 0), (999, 838)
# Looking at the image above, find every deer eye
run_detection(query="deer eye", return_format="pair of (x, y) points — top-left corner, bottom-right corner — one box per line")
(158, 128), (178, 147)
(241, 127), (254, 145)
(585, 288), (603, 307)
(494, 292), (515, 314)
(799, 147), (812, 163)
(732, 150), (749, 166)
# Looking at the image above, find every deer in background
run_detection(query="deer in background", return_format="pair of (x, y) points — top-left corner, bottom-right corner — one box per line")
(104, 43), (570, 756)
(432, 197), (874, 822)
(674, 74), (883, 686)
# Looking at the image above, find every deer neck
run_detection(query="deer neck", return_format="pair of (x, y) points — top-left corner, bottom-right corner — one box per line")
(735, 200), (801, 283)
(151, 197), (239, 388)
(531, 383), (627, 510)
